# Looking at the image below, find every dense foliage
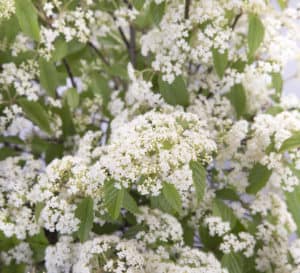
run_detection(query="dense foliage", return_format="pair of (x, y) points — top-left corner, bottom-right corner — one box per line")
(0, 0), (300, 272)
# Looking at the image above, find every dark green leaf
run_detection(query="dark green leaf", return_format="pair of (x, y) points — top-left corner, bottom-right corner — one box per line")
(213, 199), (237, 228)
(59, 101), (76, 137)
(189, 160), (206, 203)
(150, 194), (175, 214)
(279, 131), (300, 152)
(0, 147), (18, 161)
(162, 182), (182, 214)
(104, 180), (125, 220)
(18, 99), (52, 134)
(246, 163), (272, 194)
(45, 143), (63, 163)
(2, 263), (25, 273)
(248, 13), (265, 57)
(15, 0), (40, 41)
(158, 75), (189, 107)
(226, 84), (246, 119)
(123, 191), (139, 214)
(75, 197), (94, 242)
(27, 230), (48, 262)
(212, 48), (228, 78)
(39, 58), (59, 98)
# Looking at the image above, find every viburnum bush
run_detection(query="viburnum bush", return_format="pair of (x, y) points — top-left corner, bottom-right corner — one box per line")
(1, 0), (300, 272)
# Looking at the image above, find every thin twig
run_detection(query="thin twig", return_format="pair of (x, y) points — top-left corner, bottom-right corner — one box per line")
(184, 0), (191, 19)
(231, 13), (242, 29)
(129, 26), (136, 67)
(123, 0), (137, 67)
(87, 41), (110, 66)
(62, 58), (77, 89)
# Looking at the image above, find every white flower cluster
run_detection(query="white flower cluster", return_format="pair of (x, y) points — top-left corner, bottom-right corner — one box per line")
(0, 0), (15, 20)
(96, 110), (216, 196)
(0, 155), (43, 239)
(0, 61), (41, 101)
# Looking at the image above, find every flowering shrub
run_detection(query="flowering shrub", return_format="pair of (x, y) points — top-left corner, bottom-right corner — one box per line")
(1, 0), (300, 272)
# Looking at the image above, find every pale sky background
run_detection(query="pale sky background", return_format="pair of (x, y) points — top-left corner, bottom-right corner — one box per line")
(273, 0), (300, 97)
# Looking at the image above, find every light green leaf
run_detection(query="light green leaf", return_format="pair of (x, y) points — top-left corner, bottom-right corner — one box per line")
(212, 48), (228, 78)
(104, 180), (125, 220)
(246, 163), (272, 194)
(272, 72), (283, 98)
(15, 0), (40, 41)
(213, 199), (237, 228)
(75, 197), (94, 242)
(39, 58), (59, 98)
(18, 98), (52, 134)
(226, 84), (247, 119)
(65, 88), (79, 110)
(158, 75), (189, 107)
(277, 0), (288, 9)
(162, 182), (182, 214)
(189, 160), (206, 203)
(222, 253), (244, 273)
(123, 190), (139, 214)
(248, 13), (265, 57)
(132, 0), (145, 10)
(286, 184), (300, 235)
(279, 131), (300, 152)
(149, 1), (165, 25)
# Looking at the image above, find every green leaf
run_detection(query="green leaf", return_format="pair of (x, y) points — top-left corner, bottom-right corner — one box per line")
(279, 131), (300, 152)
(59, 100), (76, 137)
(182, 221), (194, 246)
(286, 184), (300, 235)
(2, 263), (26, 273)
(149, 2), (165, 25)
(212, 48), (228, 78)
(75, 197), (94, 242)
(150, 194), (175, 214)
(104, 180), (125, 220)
(132, 0), (145, 10)
(226, 84), (246, 119)
(216, 188), (240, 201)
(277, 0), (288, 9)
(15, 0), (40, 41)
(162, 182), (182, 214)
(158, 75), (189, 107)
(18, 99), (52, 134)
(45, 143), (63, 163)
(272, 72), (283, 98)
(27, 230), (48, 262)
(213, 199), (237, 228)
(90, 74), (111, 107)
(189, 160), (206, 203)
(248, 13), (265, 57)
(39, 58), (59, 97)
(123, 190), (139, 214)
(0, 147), (18, 161)
(222, 253), (244, 273)
(246, 163), (272, 194)
(34, 202), (45, 221)
(65, 88), (79, 110)
(0, 231), (19, 251)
